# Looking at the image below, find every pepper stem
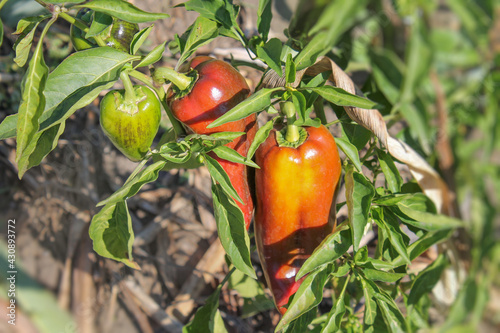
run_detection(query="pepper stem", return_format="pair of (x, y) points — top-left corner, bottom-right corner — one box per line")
(153, 67), (193, 91)
(120, 71), (136, 104)
(281, 101), (300, 143)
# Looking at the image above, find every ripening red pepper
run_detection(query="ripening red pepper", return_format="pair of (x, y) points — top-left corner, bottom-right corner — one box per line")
(166, 57), (257, 229)
(255, 123), (342, 314)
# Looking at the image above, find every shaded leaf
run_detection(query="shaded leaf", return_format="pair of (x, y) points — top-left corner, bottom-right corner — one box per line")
(98, 160), (167, 207)
(134, 41), (166, 68)
(130, 25), (154, 55)
(178, 16), (219, 66)
(257, 38), (283, 77)
(408, 254), (448, 306)
(321, 277), (348, 333)
(377, 149), (403, 193)
(247, 118), (274, 160)
(76, 0), (169, 23)
(345, 164), (375, 251)
(335, 136), (362, 172)
(296, 222), (351, 280)
(205, 155), (242, 203)
(211, 183), (255, 279)
(89, 201), (138, 269)
(257, 0), (272, 40)
(276, 265), (330, 331)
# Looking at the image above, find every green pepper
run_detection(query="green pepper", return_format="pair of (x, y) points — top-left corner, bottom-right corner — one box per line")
(100, 84), (161, 161)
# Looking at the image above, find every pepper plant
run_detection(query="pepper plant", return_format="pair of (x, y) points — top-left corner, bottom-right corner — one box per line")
(0, 0), (497, 332)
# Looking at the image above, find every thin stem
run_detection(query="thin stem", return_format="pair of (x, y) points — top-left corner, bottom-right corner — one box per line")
(129, 70), (163, 98)
(120, 71), (136, 103)
(325, 119), (341, 127)
(154, 67), (193, 91)
(360, 138), (378, 164)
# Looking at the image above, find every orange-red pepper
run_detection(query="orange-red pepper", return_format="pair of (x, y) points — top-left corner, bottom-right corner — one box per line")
(254, 125), (342, 313)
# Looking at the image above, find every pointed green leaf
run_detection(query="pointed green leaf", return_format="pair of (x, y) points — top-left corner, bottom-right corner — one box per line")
(408, 254), (448, 306)
(134, 41), (166, 68)
(296, 222), (351, 280)
(211, 145), (259, 168)
(257, 38), (283, 77)
(345, 164), (375, 251)
(335, 136), (362, 172)
(205, 155), (242, 203)
(76, 0), (169, 23)
(207, 88), (283, 128)
(306, 86), (378, 109)
(321, 276), (348, 333)
(16, 22), (50, 172)
(97, 160), (167, 207)
(257, 0), (272, 40)
(377, 149), (403, 193)
(130, 25), (154, 55)
(89, 201), (139, 269)
(247, 118), (274, 160)
(276, 265), (330, 331)
(86, 12), (113, 38)
(178, 16), (219, 66)
(211, 183), (255, 279)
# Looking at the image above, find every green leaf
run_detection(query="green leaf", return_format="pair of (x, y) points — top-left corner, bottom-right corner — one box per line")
(39, 47), (136, 131)
(16, 23), (50, 175)
(335, 136), (362, 172)
(76, 0), (169, 23)
(294, 31), (328, 70)
(291, 90), (307, 122)
(97, 160), (167, 207)
(365, 279), (407, 333)
(306, 86), (378, 109)
(17, 122), (66, 179)
(361, 278), (378, 328)
(395, 203), (464, 231)
(44, 0), (85, 3)
(130, 25), (154, 55)
(257, 0), (272, 41)
(211, 146), (259, 168)
(184, 0), (232, 28)
(362, 268), (406, 283)
(339, 120), (372, 151)
(211, 183), (255, 279)
(408, 254), (448, 306)
(345, 164), (375, 251)
(276, 265), (330, 332)
(377, 149), (403, 193)
(247, 119), (274, 160)
(285, 53), (296, 84)
(281, 308), (317, 333)
(257, 38), (283, 77)
(205, 155), (242, 203)
(0, 114), (18, 140)
(178, 16), (219, 66)
(183, 281), (228, 333)
(373, 208), (410, 265)
(391, 230), (451, 268)
(134, 41), (166, 68)
(207, 88), (283, 128)
(89, 201), (139, 269)
(321, 277), (348, 333)
(296, 222), (351, 280)
(13, 16), (49, 67)
(86, 12), (113, 38)
(400, 16), (432, 104)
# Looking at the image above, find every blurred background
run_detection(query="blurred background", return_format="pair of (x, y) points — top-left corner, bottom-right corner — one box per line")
(0, 0), (499, 332)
